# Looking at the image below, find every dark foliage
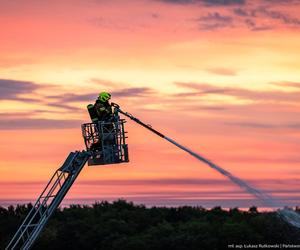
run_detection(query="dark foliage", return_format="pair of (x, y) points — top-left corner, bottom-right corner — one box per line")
(1, 200), (300, 250)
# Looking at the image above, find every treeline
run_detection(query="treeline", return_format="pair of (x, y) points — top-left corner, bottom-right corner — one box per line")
(1, 200), (300, 250)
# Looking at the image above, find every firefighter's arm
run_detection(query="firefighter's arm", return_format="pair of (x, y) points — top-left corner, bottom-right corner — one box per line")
(96, 103), (110, 114)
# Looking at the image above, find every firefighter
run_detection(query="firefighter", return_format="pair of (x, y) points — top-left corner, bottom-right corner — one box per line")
(87, 92), (112, 123)
(88, 92), (115, 155)
(94, 92), (112, 121)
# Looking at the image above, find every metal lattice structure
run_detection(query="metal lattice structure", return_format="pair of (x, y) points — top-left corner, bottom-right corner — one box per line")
(81, 118), (129, 166)
(6, 151), (90, 250)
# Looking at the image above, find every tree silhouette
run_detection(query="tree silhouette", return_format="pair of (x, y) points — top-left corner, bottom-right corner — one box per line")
(1, 200), (300, 250)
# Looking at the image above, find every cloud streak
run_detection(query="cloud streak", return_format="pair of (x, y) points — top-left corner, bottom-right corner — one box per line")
(233, 5), (300, 30)
(270, 81), (300, 89)
(225, 121), (300, 130)
(46, 87), (155, 103)
(0, 79), (41, 102)
(3, 177), (300, 188)
(2, 177), (300, 208)
(0, 118), (81, 130)
(175, 82), (300, 103)
(195, 12), (233, 30)
(112, 87), (155, 97)
(157, 0), (245, 6)
(259, 7), (300, 26)
(158, 0), (300, 31)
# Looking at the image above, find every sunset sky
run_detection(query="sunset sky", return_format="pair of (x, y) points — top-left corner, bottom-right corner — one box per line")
(1, 0), (300, 209)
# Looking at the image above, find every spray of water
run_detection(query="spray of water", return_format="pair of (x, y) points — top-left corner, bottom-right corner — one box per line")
(165, 137), (300, 229)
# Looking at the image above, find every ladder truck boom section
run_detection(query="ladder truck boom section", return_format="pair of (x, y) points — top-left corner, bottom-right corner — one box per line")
(6, 105), (128, 250)
(6, 151), (90, 250)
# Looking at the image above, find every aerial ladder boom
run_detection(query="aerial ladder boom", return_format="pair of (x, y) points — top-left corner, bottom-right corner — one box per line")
(6, 150), (90, 250)
(6, 105), (128, 250)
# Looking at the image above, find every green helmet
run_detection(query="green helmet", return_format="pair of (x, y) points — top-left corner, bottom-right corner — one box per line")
(98, 92), (111, 102)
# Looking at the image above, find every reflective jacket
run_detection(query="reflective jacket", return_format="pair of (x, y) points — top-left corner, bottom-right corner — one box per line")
(94, 99), (112, 121)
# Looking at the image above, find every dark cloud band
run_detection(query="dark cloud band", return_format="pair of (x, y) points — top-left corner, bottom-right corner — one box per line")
(0, 79), (39, 101)
(157, 0), (245, 6)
